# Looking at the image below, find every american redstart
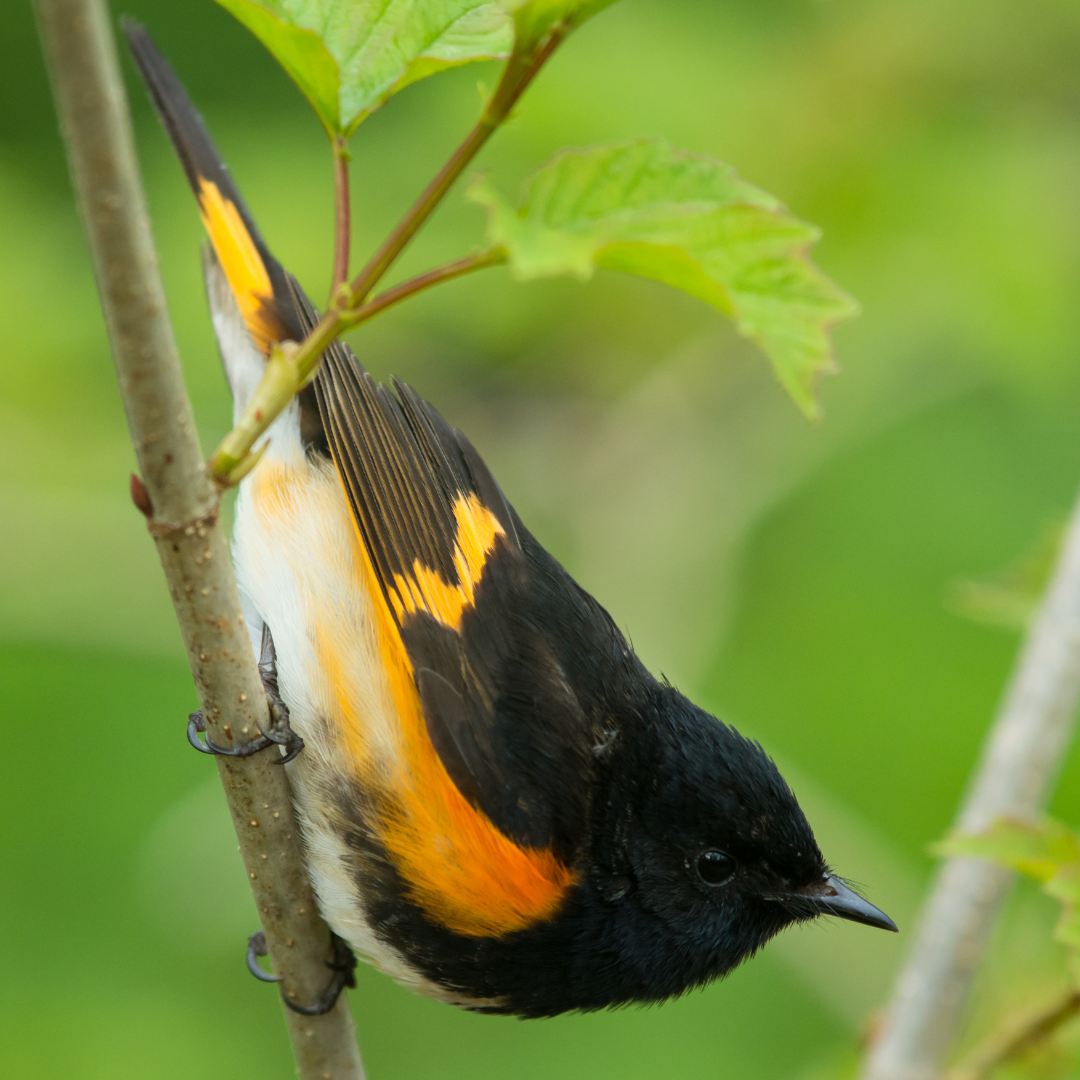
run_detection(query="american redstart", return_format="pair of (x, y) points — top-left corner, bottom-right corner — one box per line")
(125, 25), (896, 1019)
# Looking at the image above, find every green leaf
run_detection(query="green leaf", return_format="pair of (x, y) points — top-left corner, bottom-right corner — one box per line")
(216, 0), (514, 135)
(469, 140), (857, 417)
(939, 818), (1080, 983)
(934, 817), (1080, 884)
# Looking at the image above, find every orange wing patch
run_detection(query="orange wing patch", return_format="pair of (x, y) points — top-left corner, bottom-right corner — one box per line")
(388, 493), (505, 631)
(197, 178), (286, 354)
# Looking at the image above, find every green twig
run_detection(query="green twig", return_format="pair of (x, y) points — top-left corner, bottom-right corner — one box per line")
(208, 248), (508, 479)
(345, 28), (565, 307)
(342, 247), (508, 329)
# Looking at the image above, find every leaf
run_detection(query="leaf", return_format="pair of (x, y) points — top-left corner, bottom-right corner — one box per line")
(216, 0), (514, 135)
(939, 818), (1080, 983)
(934, 818), (1080, 884)
(469, 140), (858, 417)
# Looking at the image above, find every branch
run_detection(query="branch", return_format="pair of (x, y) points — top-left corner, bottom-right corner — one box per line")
(342, 247), (508, 329)
(345, 27), (565, 307)
(33, 2), (364, 1076)
(860, 483), (1080, 1080)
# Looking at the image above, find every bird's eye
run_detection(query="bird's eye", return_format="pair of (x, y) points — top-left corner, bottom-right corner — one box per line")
(695, 849), (736, 887)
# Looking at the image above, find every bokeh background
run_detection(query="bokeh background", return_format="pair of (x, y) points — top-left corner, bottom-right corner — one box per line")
(4, 0), (1080, 1076)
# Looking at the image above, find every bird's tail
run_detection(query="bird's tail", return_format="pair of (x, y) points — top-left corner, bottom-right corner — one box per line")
(123, 21), (303, 356)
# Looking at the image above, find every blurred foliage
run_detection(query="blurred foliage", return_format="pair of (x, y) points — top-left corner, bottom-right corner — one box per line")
(940, 818), (1080, 981)
(948, 521), (1063, 632)
(3, 0), (1080, 1078)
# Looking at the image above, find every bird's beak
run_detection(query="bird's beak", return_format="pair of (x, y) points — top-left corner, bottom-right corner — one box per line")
(803, 875), (898, 932)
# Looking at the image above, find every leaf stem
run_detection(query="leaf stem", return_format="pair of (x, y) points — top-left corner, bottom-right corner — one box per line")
(345, 26), (567, 306)
(207, 248), (507, 480)
(342, 247), (507, 329)
(949, 990), (1080, 1080)
(331, 134), (350, 297)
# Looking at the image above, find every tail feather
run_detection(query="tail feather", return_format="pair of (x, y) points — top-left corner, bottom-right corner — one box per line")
(124, 20), (300, 353)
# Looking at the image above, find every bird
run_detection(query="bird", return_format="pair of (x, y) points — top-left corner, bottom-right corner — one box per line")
(125, 24), (896, 1020)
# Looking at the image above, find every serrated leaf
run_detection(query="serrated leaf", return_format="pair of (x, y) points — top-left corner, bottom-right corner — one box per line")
(934, 818), (1080, 884)
(469, 139), (858, 417)
(216, 0), (514, 134)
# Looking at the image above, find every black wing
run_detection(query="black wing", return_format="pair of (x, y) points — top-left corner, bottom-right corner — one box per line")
(290, 282), (610, 857)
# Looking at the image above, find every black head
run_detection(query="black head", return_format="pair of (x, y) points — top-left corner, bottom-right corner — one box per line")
(576, 686), (896, 1008)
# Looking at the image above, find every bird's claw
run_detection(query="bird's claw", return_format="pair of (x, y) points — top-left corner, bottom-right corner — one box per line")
(187, 709), (274, 758)
(245, 929), (357, 1015)
(247, 931), (283, 982)
(185, 624), (305, 763)
(281, 933), (358, 1016)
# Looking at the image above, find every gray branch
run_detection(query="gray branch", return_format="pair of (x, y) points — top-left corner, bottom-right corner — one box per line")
(860, 485), (1080, 1080)
(34, 1), (364, 1075)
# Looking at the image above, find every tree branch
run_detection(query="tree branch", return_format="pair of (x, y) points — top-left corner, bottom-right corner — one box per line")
(860, 483), (1080, 1080)
(34, 1), (364, 1076)
(342, 247), (508, 329)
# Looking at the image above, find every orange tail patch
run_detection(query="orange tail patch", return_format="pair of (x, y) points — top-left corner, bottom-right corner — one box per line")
(198, 178), (287, 353)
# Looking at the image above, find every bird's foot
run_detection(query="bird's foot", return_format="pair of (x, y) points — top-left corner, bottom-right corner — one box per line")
(246, 930), (357, 1015)
(187, 709), (274, 758)
(257, 622), (304, 764)
(185, 623), (304, 763)
(247, 931), (282, 982)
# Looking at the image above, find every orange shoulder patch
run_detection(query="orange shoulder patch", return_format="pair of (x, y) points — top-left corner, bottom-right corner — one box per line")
(388, 493), (505, 632)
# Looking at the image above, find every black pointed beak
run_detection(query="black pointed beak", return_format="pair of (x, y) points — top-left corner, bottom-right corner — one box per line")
(808, 875), (898, 932)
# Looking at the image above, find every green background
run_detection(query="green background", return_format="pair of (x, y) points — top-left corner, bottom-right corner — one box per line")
(3, 0), (1080, 1076)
